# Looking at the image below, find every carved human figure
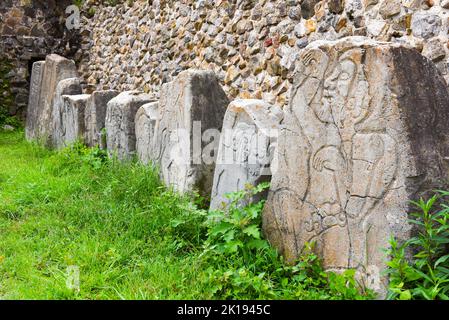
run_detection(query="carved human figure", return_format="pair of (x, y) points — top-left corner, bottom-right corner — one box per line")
(264, 40), (403, 288)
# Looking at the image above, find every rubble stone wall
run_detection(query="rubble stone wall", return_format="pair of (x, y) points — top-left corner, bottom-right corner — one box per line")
(77, 0), (449, 108)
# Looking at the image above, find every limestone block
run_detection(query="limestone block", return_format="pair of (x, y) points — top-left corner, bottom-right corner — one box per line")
(135, 102), (160, 165)
(105, 91), (154, 160)
(52, 78), (82, 149)
(61, 94), (91, 146)
(210, 99), (283, 211)
(37, 54), (78, 144)
(153, 70), (229, 197)
(84, 90), (119, 148)
(262, 37), (449, 294)
(25, 60), (45, 141)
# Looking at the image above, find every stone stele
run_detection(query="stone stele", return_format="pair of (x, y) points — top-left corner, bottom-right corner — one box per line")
(262, 37), (449, 294)
(84, 90), (119, 148)
(52, 78), (82, 149)
(153, 69), (229, 197)
(36, 54), (78, 144)
(135, 101), (160, 165)
(25, 60), (45, 141)
(105, 91), (155, 160)
(210, 99), (283, 211)
(61, 94), (91, 146)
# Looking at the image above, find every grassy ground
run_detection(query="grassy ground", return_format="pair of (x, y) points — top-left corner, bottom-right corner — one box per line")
(0, 130), (373, 300)
(0, 130), (208, 299)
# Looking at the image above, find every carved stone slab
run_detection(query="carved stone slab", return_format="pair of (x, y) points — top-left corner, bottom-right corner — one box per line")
(153, 70), (229, 197)
(36, 54), (78, 144)
(210, 99), (283, 211)
(105, 91), (154, 160)
(52, 78), (82, 149)
(135, 102), (160, 165)
(84, 90), (119, 148)
(262, 37), (449, 293)
(25, 61), (45, 141)
(60, 94), (91, 146)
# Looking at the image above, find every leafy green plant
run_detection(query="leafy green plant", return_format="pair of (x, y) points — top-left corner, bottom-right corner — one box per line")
(386, 193), (449, 300)
(0, 131), (374, 300)
(196, 183), (373, 300)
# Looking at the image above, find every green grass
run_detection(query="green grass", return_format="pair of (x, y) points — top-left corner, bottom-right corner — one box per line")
(0, 130), (373, 300)
(0, 130), (207, 299)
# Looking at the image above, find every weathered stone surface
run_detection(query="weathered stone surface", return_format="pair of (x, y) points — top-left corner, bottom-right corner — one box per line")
(25, 60), (45, 141)
(135, 102), (160, 165)
(105, 91), (154, 160)
(328, 0), (345, 14)
(411, 13), (442, 39)
(153, 70), (229, 197)
(262, 37), (449, 294)
(84, 90), (119, 148)
(210, 99), (283, 211)
(36, 54), (78, 144)
(52, 78), (82, 149)
(379, 0), (401, 19)
(61, 94), (91, 146)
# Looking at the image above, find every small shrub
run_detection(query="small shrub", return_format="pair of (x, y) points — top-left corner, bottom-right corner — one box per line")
(187, 183), (374, 300)
(386, 193), (449, 300)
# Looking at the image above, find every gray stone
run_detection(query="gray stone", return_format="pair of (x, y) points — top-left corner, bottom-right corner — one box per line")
(105, 91), (154, 160)
(328, 0), (345, 14)
(379, 0), (401, 19)
(37, 54), (78, 144)
(25, 61), (45, 141)
(422, 38), (446, 62)
(61, 94), (91, 146)
(153, 70), (229, 197)
(210, 99), (283, 211)
(52, 78), (82, 149)
(84, 90), (119, 148)
(135, 102), (160, 165)
(263, 37), (449, 295)
(301, 0), (320, 19)
(2, 125), (15, 131)
(411, 14), (442, 39)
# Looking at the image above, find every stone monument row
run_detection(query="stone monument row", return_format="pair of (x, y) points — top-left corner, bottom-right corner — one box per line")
(24, 36), (449, 293)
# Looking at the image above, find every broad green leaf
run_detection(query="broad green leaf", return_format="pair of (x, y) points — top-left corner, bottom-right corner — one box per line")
(243, 225), (261, 239)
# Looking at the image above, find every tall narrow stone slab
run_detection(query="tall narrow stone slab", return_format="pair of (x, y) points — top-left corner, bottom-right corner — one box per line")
(25, 60), (45, 141)
(135, 102), (160, 165)
(153, 70), (229, 197)
(262, 37), (449, 293)
(210, 99), (283, 211)
(84, 90), (119, 148)
(51, 78), (82, 149)
(105, 91), (154, 160)
(37, 54), (78, 143)
(61, 94), (91, 146)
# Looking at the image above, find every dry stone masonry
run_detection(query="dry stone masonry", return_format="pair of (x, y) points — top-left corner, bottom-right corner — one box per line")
(19, 0), (449, 297)
(35, 54), (78, 145)
(105, 91), (155, 160)
(0, 0), (80, 119)
(151, 70), (229, 197)
(84, 90), (119, 148)
(135, 102), (160, 165)
(60, 94), (91, 146)
(210, 99), (283, 211)
(25, 61), (45, 141)
(262, 37), (449, 294)
(77, 0), (449, 109)
(52, 78), (82, 149)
